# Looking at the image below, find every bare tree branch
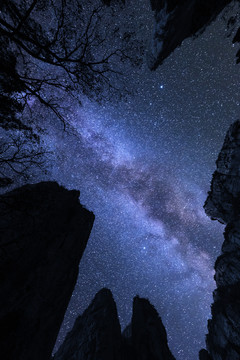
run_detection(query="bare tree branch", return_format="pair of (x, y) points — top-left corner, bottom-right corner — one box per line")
(0, 0), (143, 127)
(0, 130), (48, 187)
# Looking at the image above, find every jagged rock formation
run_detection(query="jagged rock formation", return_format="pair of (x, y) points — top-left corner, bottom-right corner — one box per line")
(204, 120), (240, 224)
(0, 182), (94, 360)
(148, 0), (234, 69)
(201, 120), (240, 359)
(53, 288), (122, 360)
(131, 296), (175, 360)
(55, 290), (175, 360)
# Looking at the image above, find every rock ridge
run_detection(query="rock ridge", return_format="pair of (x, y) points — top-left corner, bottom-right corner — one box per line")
(54, 289), (175, 360)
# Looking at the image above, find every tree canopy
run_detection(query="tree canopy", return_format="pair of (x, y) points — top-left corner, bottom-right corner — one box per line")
(0, 0), (144, 186)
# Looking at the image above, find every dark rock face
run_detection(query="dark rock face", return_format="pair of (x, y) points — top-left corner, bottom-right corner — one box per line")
(233, 26), (240, 64)
(148, 0), (232, 69)
(122, 324), (137, 360)
(204, 120), (240, 224)
(131, 296), (175, 360)
(102, 0), (125, 5)
(53, 288), (122, 360)
(203, 120), (240, 359)
(199, 348), (212, 360)
(0, 182), (94, 360)
(55, 290), (175, 360)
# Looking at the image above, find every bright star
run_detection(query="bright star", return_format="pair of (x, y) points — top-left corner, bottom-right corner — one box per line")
(160, 85), (164, 89)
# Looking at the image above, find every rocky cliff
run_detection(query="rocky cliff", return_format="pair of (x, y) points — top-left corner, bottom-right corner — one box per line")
(201, 120), (240, 359)
(54, 289), (175, 360)
(148, 0), (236, 69)
(0, 181), (94, 360)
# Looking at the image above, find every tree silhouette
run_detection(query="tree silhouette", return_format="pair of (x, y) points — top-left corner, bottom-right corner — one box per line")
(0, 0), (143, 186)
(0, 0), (142, 126)
(0, 36), (46, 187)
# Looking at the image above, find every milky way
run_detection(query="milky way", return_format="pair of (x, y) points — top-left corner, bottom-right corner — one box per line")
(47, 1), (240, 359)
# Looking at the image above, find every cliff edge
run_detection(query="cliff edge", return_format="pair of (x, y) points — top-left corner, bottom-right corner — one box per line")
(0, 181), (94, 360)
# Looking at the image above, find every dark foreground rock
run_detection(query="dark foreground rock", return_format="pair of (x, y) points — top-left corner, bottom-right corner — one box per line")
(199, 349), (212, 360)
(202, 120), (240, 359)
(131, 296), (175, 360)
(53, 288), (122, 360)
(55, 289), (175, 360)
(148, 0), (234, 69)
(0, 182), (94, 360)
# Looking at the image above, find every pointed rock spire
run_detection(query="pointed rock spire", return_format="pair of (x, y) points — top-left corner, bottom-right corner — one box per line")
(53, 288), (122, 360)
(131, 296), (176, 360)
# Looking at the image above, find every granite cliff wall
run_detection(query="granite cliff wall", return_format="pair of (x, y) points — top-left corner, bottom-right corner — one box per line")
(0, 182), (94, 360)
(201, 120), (240, 359)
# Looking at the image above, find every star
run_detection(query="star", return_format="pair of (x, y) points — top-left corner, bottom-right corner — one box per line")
(50, 2), (240, 359)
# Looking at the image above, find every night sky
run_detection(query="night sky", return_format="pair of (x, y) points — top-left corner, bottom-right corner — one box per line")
(42, 1), (240, 359)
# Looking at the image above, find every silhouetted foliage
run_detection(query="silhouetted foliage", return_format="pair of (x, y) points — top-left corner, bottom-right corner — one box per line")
(0, 36), (46, 186)
(0, 38), (28, 132)
(0, 0), (143, 186)
(0, 0), (142, 126)
(0, 132), (46, 187)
